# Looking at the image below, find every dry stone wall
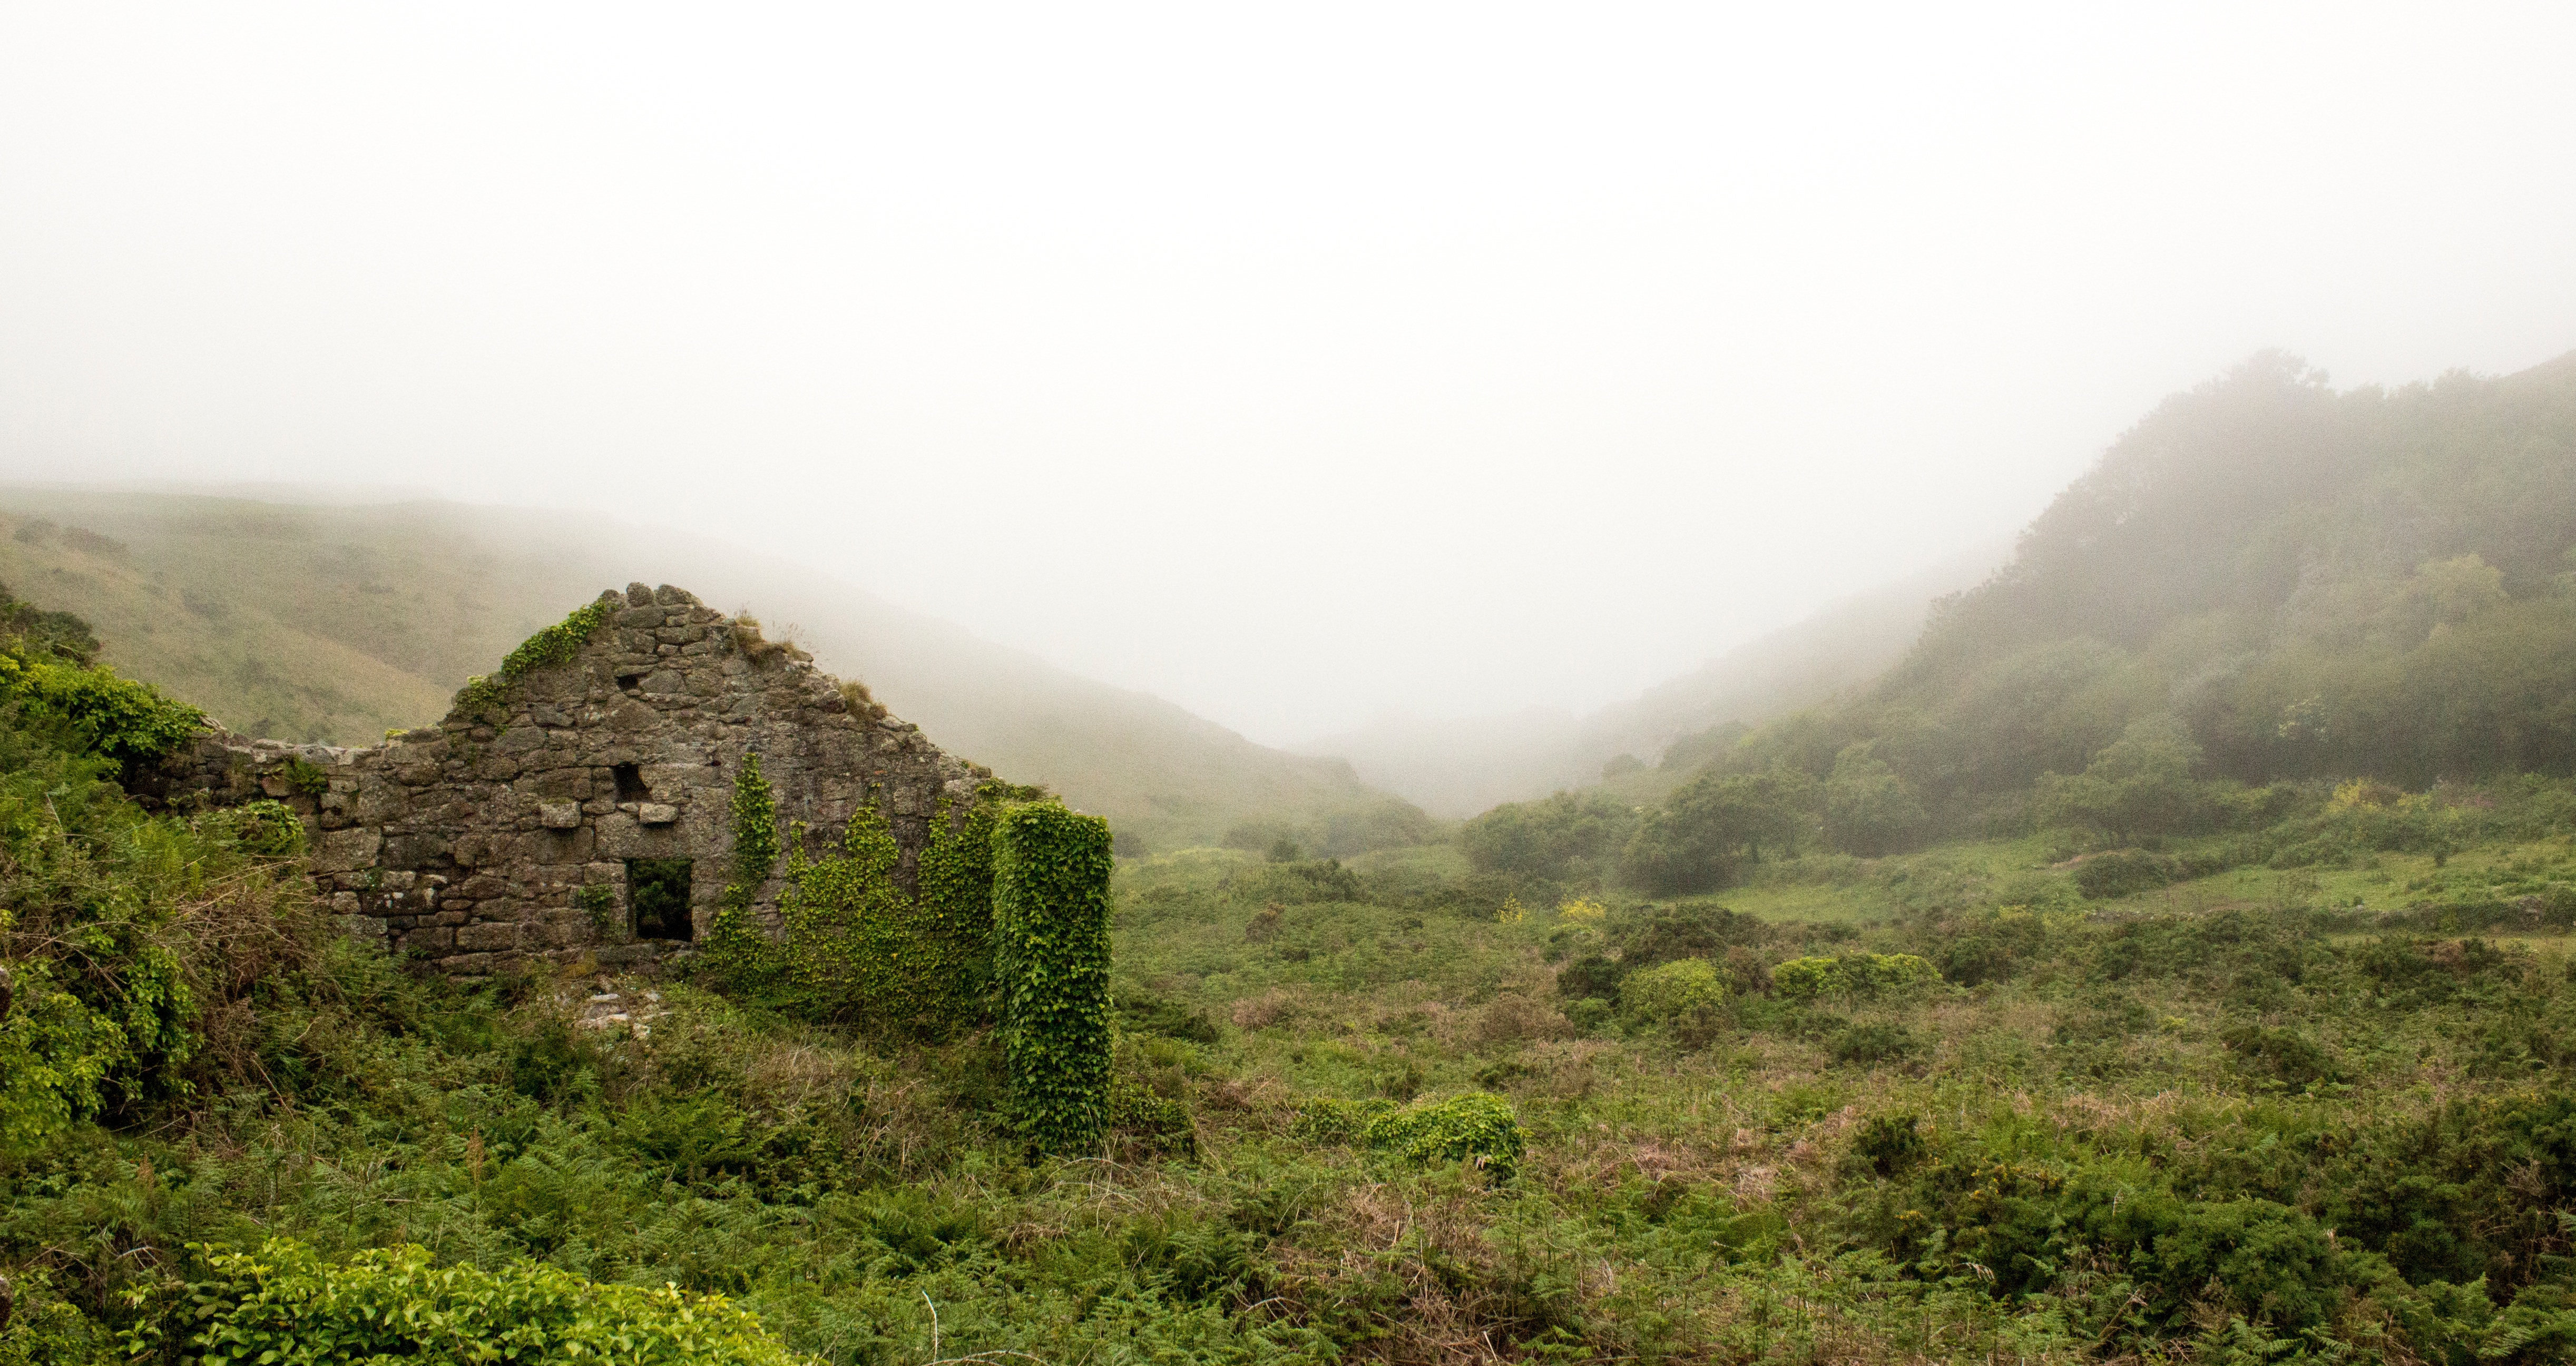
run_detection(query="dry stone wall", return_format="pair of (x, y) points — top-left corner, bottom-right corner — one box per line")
(150, 583), (1005, 973)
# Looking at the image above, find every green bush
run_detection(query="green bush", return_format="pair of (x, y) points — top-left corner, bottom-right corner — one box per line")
(0, 650), (202, 769)
(1289, 1096), (1398, 1144)
(1828, 1020), (1922, 1065)
(1771, 952), (1940, 1001)
(170, 1239), (807, 1365)
(2074, 849), (2186, 899)
(1362, 1093), (1526, 1178)
(1618, 957), (1729, 1047)
(1554, 951), (1626, 1002)
(0, 740), (311, 1150)
(199, 799), (305, 858)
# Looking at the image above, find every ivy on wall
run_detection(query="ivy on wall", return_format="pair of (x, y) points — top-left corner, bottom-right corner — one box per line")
(701, 753), (783, 990)
(776, 804), (944, 1026)
(452, 599), (613, 719)
(991, 801), (1115, 1153)
(700, 757), (1115, 1149)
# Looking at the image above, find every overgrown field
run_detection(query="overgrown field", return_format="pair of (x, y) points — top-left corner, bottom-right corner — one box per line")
(18, 735), (2576, 1362)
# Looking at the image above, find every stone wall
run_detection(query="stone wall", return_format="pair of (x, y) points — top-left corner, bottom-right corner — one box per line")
(148, 583), (1007, 973)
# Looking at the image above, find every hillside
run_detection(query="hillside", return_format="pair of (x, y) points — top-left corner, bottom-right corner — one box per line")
(1733, 349), (2576, 804)
(0, 487), (1407, 852)
(1452, 349), (2576, 895)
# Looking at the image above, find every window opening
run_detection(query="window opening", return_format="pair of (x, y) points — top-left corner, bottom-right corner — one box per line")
(628, 858), (694, 941)
(612, 763), (649, 801)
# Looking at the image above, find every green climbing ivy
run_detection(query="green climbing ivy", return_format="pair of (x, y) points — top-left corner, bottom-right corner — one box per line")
(453, 598), (614, 719)
(991, 801), (1114, 1154)
(697, 766), (1116, 1143)
(701, 753), (784, 990)
(776, 804), (943, 1026)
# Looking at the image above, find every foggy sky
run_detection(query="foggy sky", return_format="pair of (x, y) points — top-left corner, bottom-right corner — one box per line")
(4, 2), (2572, 747)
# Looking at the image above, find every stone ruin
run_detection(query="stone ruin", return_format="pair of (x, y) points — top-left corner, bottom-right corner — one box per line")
(146, 583), (1013, 974)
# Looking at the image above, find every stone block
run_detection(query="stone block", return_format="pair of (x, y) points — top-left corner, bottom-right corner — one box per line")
(592, 811), (645, 857)
(311, 828), (383, 874)
(457, 920), (521, 952)
(537, 826), (596, 863)
(344, 916), (389, 953)
(398, 925), (454, 954)
(636, 803), (679, 826)
(539, 801), (582, 829)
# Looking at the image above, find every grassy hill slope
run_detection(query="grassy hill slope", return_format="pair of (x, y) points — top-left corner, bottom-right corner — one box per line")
(0, 487), (1404, 851)
(1750, 348), (2576, 805)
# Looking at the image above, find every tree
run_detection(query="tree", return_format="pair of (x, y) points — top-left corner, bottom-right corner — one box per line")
(1459, 791), (1638, 880)
(2034, 713), (2208, 843)
(1823, 742), (1927, 855)
(1621, 770), (1809, 893)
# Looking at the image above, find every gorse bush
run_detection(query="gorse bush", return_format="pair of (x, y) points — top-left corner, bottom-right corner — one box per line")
(1617, 957), (1729, 1047)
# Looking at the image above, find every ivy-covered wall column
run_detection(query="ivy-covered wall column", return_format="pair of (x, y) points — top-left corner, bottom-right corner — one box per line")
(990, 802), (1115, 1153)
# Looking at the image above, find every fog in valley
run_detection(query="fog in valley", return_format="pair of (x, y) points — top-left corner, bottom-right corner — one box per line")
(5, 2), (2574, 756)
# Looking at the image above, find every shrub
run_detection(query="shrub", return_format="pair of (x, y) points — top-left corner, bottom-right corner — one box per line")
(1555, 951), (1625, 1001)
(2075, 849), (2185, 899)
(0, 651), (202, 769)
(1851, 1113), (1927, 1176)
(170, 1239), (806, 1364)
(1618, 957), (1729, 1047)
(1221, 858), (1364, 906)
(1289, 1096), (1396, 1144)
(1362, 1092), (1526, 1178)
(1109, 1075), (1196, 1157)
(2220, 1022), (2345, 1089)
(1621, 771), (1807, 892)
(1828, 1020), (1922, 1065)
(1771, 952), (1940, 1001)
(1461, 791), (1638, 880)
(1612, 903), (1772, 968)
(199, 799), (305, 858)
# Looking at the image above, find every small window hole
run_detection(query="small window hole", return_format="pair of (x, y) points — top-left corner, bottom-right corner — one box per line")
(627, 858), (694, 941)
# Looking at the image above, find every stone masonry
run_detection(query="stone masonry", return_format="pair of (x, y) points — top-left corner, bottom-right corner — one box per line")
(146, 583), (1009, 972)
